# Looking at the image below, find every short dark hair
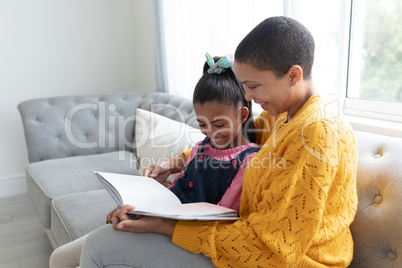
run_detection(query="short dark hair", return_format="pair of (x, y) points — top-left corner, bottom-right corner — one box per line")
(193, 56), (256, 143)
(235, 16), (315, 79)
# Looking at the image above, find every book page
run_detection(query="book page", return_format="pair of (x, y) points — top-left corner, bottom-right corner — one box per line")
(95, 171), (239, 221)
(133, 202), (238, 220)
(95, 171), (181, 210)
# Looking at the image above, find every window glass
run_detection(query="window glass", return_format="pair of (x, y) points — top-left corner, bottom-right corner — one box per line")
(348, 0), (402, 102)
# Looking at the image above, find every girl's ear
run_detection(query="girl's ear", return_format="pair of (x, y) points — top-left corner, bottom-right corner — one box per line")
(240, 107), (249, 124)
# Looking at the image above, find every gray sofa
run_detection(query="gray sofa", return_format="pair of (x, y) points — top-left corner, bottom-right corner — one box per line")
(18, 91), (402, 267)
(18, 91), (197, 248)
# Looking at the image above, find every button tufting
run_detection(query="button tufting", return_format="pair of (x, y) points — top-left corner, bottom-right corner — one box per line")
(374, 153), (382, 159)
(108, 104), (116, 112)
(374, 195), (383, 204)
(388, 251), (397, 260)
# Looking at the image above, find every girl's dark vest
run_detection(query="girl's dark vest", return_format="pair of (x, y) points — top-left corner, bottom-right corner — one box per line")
(170, 138), (259, 204)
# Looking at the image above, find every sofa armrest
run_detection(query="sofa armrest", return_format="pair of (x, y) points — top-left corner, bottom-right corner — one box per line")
(18, 91), (196, 163)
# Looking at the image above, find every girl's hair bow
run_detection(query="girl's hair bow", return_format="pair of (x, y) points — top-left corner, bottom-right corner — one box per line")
(205, 52), (234, 74)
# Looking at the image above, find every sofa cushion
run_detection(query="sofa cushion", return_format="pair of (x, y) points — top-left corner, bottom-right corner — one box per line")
(26, 151), (138, 229)
(51, 189), (116, 247)
(135, 108), (204, 182)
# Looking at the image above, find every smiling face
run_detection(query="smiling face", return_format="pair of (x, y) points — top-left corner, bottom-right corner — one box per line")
(194, 101), (247, 149)
(234, 62), (295, 117)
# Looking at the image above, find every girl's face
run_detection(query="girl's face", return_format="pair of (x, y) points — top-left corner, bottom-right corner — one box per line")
(233, 62), (295, 116)
(194, 101), (248, 149)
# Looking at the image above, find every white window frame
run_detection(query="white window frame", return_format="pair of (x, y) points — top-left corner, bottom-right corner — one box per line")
(341, 0), (402, 136)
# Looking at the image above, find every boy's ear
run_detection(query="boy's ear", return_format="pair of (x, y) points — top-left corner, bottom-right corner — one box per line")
(288, 65), (303, 86)
(240, 107), (249, 123)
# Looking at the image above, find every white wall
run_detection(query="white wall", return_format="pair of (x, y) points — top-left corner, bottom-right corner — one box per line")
(0, 0), (156, 196)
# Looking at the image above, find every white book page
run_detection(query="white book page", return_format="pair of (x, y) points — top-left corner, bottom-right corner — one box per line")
(95, 171), (181, 210)
(133, 202), (238, 219)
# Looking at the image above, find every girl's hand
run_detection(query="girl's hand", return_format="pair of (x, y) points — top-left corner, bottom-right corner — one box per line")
(143, 154), (186, 184)
(143, 160), (171, 184)
(113, 205), (177, 236)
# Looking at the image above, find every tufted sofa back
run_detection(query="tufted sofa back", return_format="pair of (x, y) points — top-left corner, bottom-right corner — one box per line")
(18, 92), (196, 163)
(350, 131), (402, 267)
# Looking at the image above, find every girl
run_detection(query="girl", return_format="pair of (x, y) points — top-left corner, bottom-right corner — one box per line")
(50, 53), (259, 268)
(144, 52), (259, 212)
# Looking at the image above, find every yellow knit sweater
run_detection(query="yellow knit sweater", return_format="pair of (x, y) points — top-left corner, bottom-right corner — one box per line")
(172, 95), (358, 267)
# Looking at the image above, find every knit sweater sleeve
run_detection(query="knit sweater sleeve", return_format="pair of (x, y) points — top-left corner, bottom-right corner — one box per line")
(172, 111), (357, 267)
(182, 149), (192, 160)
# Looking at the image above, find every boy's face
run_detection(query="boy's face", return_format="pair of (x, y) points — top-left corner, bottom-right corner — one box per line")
(234, 62), (294, 116)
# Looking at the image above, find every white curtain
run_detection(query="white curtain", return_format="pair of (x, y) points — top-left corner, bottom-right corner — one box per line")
(154, 0), (343, 100)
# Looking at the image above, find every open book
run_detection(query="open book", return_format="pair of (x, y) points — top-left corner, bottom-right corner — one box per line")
(94, 171), (239, 221)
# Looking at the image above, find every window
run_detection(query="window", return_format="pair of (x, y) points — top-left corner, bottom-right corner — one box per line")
(348, 0), (402, 103)
(155, 0), (402, 135)
(346, 0), (402, 125)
